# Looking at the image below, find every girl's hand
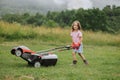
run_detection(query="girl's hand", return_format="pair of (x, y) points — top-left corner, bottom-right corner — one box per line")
(71, 43), (76, 49)
(71, 42), (80, 49)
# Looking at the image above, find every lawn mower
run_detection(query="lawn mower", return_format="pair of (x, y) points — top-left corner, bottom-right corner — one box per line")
(11, 45), (71, 68)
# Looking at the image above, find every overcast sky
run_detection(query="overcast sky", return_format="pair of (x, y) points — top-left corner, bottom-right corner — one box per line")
(0, 0), (120, 14)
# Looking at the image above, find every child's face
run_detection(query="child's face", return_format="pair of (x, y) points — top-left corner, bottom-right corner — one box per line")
(73, 22), (78, 30)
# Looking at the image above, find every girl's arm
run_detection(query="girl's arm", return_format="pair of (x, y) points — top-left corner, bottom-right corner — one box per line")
(79, 36), (83, 44)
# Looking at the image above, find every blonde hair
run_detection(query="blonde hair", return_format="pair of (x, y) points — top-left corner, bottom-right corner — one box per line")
(71, 20), (82, 31)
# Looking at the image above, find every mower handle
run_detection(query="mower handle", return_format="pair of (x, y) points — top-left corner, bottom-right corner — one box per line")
(36, 45), (71, 54)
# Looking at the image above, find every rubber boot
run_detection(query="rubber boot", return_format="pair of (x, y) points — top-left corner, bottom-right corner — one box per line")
(83, 60), (88, 65)
(73, 60), (77, 65)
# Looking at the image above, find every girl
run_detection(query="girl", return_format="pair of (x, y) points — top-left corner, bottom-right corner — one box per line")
(70, 20), (88, 65)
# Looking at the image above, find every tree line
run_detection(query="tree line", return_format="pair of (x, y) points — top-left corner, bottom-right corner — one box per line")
(1, 5), (120, 33)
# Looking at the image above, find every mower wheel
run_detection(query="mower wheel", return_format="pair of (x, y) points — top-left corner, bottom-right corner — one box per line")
(15, 49), (22, 57)
(28, 62), (33, 66)
(34, 61), (41, 68)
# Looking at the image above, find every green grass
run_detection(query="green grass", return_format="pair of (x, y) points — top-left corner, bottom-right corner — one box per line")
(0, 40), (120, 80)
(0, 21), (120, 80)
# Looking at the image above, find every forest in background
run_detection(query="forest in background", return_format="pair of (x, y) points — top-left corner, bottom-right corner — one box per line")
(0, 5), (120, 34)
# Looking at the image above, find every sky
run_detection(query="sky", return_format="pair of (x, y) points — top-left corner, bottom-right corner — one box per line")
(0, 0), (120, 14)
(53, 0), (93, 10)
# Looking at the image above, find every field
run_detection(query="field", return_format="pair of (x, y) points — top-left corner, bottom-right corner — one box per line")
(0, 21), (120, 80)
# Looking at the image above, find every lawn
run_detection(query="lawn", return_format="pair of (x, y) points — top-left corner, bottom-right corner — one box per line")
(0, 40), (120, 80)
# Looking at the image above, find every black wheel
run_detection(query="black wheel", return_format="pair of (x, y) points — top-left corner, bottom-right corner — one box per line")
(15, 49), (22, 57)
(28, 62), (33, 66)
(34, 61), (41, 68)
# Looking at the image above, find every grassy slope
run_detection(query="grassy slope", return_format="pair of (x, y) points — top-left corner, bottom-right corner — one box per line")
(0, 21), (120, 80)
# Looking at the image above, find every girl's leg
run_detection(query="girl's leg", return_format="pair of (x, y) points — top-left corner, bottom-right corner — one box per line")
(78, 53), (88, 65)
(72, 52), (77, 64)
(78, 53), (86, 60)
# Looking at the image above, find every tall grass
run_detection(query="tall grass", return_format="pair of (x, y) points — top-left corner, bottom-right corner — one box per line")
(0, 21), (120, 46)
(83, 31), (120, 46)
(0, 21), (38, 40)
